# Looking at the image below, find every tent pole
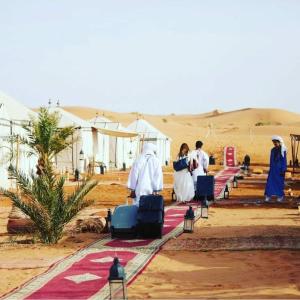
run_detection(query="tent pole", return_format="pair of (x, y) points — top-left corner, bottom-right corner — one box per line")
(115, 136), (117, 168)
(71, 133), (74, 173)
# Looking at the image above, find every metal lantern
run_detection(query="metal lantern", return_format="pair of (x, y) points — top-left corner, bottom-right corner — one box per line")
(224, 184), (229, 199)
(79, 149), (84, 161)
(100, 164), (105, 175)
(183, 206), (195, 233)
(79, 150), (85, 173)
(106, 208), (112, 232)
(74, 168), (79, 181)
(108, 257), (127, 300)
(171, 189), (177, 202)
(233, 176), (238, 188)
(201, 198), (208, 219)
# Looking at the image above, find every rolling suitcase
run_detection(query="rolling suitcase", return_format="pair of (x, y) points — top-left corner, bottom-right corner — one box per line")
(137, 195), (164, 239)
(196, 175), (215, 201)
(110, 204), (138, 239)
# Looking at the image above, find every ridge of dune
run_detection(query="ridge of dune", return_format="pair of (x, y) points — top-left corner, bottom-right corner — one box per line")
(64, 106), (300, 126)
(203, 107), (300, 125)
(62, 106), (300, 164)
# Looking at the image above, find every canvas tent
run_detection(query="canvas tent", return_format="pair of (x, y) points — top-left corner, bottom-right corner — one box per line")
(0, 91), (38, 189)
(90, 115), (138, 170)
(48, 106), (96, 174)
(0, 104), (11, 189)
(127, 119), (171, 166)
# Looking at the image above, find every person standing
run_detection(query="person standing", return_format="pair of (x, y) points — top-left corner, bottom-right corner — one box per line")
(127, 143), (163, 206)
(173, 143), (195, 203)
(243, 154), (251, 170)
(265, 135), (287, 202)
(191, 140), (209, 190)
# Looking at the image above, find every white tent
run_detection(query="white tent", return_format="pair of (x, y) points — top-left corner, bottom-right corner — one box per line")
(90, 115), (138, 170)
(48, 106), (95, 174)
(127, 119), (171, 166)
(0, 91), (36, 121)
(0, 104), (11, 188)
(0, 91), (38, 189)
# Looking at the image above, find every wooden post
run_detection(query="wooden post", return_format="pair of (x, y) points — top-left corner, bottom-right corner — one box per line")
(16, 134), (20, 196)
(291, 135), (294, 174)
(140, 134), (145, 154)
(71, 133), (74, 174)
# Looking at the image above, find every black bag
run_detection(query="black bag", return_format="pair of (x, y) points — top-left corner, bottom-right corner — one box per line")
(137, 195), (164, 238)
(196, 175), (215, 201)
(173, 157), (189, 172)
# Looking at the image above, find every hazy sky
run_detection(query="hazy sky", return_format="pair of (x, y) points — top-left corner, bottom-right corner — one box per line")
(0, 0), (300, 114)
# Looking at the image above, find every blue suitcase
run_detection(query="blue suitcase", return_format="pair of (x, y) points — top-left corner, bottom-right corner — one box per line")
(196, 175), (215, 201)
(137, 195), (164, 239)
(110, 205), (138, 238)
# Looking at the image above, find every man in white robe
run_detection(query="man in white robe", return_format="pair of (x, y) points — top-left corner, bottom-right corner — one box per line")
(191, 140), (209, 189)
(127, 143), (163, 206)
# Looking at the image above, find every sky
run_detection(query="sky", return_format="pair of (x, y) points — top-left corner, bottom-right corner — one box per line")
(0, 0), (300, 114)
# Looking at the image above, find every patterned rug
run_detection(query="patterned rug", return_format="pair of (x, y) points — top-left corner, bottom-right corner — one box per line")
(4, 168), (239, 300)
(214, 167), (240, 199)
(224, 146), (237, 167)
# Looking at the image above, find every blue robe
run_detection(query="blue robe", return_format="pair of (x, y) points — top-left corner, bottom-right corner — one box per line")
(265, 147), (287, 197)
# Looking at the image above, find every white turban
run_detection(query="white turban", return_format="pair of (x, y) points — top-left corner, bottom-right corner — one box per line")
(271, 135), (287, 157)
(142, 143), (157, 156)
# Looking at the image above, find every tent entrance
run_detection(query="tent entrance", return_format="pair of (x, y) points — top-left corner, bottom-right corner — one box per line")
(290, 134), (300, 174)
(109, 137), (118, 169)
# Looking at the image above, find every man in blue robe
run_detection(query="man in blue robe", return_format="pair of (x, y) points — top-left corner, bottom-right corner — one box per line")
(265, 135), (287, 202)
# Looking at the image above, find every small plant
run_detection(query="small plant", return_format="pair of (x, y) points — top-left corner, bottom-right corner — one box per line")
(1, 108), (98, 244)
(255, 121), (281, 126)
(162, 118), (168, 123)
(255, 121), (268, 126)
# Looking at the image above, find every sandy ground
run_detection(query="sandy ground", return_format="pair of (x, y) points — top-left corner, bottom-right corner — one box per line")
(65, 106), (300, 164)
(0, 168), (300, 298)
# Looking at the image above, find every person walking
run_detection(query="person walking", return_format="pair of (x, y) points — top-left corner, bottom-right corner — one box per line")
(173, 143), (195, 203)
(127, 143), (163, 206)
(191, 140), (209, 190)
(265, 135), (287, 202)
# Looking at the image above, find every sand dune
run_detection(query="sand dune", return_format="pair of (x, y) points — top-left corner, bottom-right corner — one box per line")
(64, 106), (300, 164)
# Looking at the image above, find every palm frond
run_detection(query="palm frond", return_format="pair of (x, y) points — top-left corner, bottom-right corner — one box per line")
(2, 107), (98, 244)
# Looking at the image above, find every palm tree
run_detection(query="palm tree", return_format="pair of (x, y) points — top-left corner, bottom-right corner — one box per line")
(22, 107), (76, 175)
(1, 108), (98, 244)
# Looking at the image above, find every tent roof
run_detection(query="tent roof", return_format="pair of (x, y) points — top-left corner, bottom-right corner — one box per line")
(90, 117), (138, 138)
(127, 119), (170, 140)
(0, 103), (10, 120)
(0, 91), (36, 121)
(49, 107), (92, 128)
(90, 115), (112, 123)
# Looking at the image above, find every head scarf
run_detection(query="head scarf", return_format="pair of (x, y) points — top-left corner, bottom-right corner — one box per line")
(271, 135), (287, 157)
(142, 143), (157, 156)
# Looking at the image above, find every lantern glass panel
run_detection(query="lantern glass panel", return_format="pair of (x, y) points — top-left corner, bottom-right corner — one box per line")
(201, 207), (208, 218)
(79, 150), (84, 160)
(233, 178), (238, 188)
(109, 279), (127, 300)
(107, 220), (111, 230)
(184, 218), (194, 232)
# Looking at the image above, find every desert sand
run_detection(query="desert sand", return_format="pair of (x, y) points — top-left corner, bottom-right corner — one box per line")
(1, 107), (300, 298)
(1, 167), (300, 299)
(65, 106), (300, 164)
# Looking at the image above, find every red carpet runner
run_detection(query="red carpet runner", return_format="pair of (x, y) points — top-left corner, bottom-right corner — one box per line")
(4, 167), (239, 300)
(224, 146), (237, 167)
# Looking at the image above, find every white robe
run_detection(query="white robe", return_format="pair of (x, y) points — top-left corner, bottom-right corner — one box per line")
(191, 149), (209, 185)
(173, 155), (194, 202)
(127, 147), (163, 206)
